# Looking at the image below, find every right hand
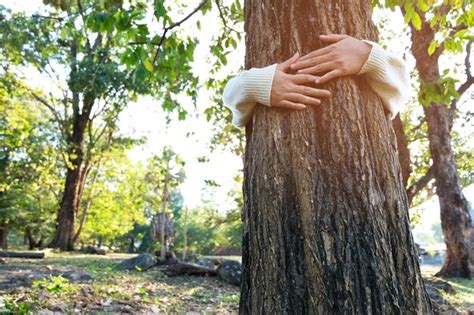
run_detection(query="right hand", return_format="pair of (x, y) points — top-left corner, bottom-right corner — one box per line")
(271, 53), (331, 110)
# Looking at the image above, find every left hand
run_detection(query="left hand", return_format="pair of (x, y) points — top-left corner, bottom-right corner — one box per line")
(290, 34), (372, 84)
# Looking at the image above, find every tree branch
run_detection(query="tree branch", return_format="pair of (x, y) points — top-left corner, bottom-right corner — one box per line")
(449, 40), (472, 130)
(214, 0), (242, 34)
(151, 0), (208, 65)
(30, 91), (64, 128)
(406, 165), (436, 206)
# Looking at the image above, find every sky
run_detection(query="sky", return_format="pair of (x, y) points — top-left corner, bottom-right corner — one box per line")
(1, 0), (472, 217)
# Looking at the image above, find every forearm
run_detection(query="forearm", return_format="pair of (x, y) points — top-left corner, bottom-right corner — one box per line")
(223, 64), (276, 127)
(358, 40), (410, 119)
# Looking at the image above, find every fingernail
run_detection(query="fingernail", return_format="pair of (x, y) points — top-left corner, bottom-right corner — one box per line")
(315, 78), (320, 83)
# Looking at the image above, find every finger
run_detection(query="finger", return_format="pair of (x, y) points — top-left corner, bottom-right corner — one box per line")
(317, 69), (344, 84)
(319, 34), (349, 43)
(297, 61), (336, 75)
(290, 54), (333, 71)
(286, 93), (322, 107)
(276, 100), (306, 111)
(279, 52), (300, 72)
(296, 46), (333, 62)
(294, 85), (331, 98)
(291, 74), (321, 84)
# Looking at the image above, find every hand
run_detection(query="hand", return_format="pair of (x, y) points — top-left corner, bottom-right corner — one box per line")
(290, 34), (372, 84)
(271, 53), (331, 110)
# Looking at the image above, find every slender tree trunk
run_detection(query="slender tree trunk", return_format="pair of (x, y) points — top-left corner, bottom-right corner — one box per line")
(159, 176), (169, 261)
(160, 212), (167, 260)
(0, 220), (8, 250)
(73, 163), (100, 243)
(182, 207), (188, 261)
(241, 1), (432, 313)
(408, 16), (472, 279)
(128, 236), (135, 253)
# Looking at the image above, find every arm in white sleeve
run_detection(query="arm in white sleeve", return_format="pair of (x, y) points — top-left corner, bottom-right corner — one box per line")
(223, 64), (277, 127)
(358, 40), (411, 119)
(223, 42), (409, 127)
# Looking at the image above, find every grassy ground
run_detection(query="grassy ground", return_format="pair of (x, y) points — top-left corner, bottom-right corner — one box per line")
(1, 253), (473, 314)
(421, 264), (474, 312)
(0, 252), (239, 314)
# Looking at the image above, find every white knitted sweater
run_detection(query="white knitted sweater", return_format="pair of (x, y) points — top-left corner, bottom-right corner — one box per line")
(223, 40), (410, 127)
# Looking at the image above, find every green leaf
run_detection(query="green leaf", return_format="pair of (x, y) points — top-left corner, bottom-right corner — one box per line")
(143, 59), (154, 72)
(412, 12), (422, 30)
(428, 40), (437, 56)
(154, 0), (166, 18)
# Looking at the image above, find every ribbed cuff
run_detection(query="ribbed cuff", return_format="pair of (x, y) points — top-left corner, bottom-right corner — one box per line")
(242, 64), (277, 107)
(358, 40), (388, 79)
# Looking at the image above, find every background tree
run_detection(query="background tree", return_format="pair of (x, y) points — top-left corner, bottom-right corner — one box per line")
(0, 74), (63, 250)
(240, 0), (431, 312)
(79, 150), (146, 248)
(374, 0), (473, 278)
(145, 147), (185, 260)
(0, 0), (201, 250)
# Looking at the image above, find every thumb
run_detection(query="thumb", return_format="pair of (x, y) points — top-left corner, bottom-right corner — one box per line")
(279, 52), (300, 71)
(320, 34), (349, 43)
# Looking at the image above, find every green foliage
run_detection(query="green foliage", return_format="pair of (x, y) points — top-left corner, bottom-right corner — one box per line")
(32, 276), (77, 294)
(373, 0), (473, 107)
(0, 74), (62, 242)
(80, 155), (147, 246)
(173, 206), (242, 255)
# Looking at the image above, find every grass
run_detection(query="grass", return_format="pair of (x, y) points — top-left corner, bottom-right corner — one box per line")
(0, 252), (239, 314)
(421, 264), (474, 312)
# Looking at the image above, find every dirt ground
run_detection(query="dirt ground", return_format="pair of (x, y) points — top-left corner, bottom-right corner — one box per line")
(0, 253), (239, 314)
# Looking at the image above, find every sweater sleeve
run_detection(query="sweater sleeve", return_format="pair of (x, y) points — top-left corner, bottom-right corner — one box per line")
(357, 40), (411, 119)
(223, 41), (409, 127)
(223, 64), (277, 127)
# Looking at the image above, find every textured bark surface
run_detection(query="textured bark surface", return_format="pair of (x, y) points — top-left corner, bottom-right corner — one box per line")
(408, 15), (472, 278)
(241, 1), (432, 313)
(49, 105), (91, 251)
(392, 115), (411, 189)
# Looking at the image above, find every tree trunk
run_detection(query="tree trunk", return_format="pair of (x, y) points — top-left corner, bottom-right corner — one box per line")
(408, 16), (472, 279)
(424, 102), (471, 278)
(392, 115), (411, 189)
(241, 1), (432, 313)
(49, 105), (91, 251)
(182, 207), (188, 261)
(26, 229), (40, 250)
(128, 236), (135, 253)
(49, 164), (85, 251)
(160, 212), (167, 260)
(0, 220), (8, 250)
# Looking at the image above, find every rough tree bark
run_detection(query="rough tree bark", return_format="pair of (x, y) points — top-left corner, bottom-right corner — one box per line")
(241, 0), (432, 313)
(407, 14), (472, 278)
(392, 115), (411, 188)
(49, 92), (93, 251)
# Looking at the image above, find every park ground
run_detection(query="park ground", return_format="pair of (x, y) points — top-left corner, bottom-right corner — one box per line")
(0, 253), (239, 314)
(0, 253), (473, 314)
